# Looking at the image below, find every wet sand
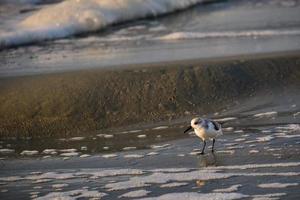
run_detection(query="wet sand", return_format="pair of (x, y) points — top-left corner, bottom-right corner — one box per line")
(0, 52), (300, 137)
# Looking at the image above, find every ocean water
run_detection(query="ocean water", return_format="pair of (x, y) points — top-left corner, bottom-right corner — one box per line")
(0, 0), (300, 76)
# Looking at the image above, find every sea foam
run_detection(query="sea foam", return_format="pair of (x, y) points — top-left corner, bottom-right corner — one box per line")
(0, 0), (204, 48)
(158, 29), (300, 40)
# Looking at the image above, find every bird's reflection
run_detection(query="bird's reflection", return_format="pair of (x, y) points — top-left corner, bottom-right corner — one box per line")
(195, 153), (217, 188)
(197, 152), (217, 168)
(196, 180), (206, 188)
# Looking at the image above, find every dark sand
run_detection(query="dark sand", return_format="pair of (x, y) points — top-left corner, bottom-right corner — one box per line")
(0, 52), (299, 137)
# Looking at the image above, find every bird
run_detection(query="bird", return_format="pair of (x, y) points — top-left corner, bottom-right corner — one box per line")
(184, 117), (223, 154)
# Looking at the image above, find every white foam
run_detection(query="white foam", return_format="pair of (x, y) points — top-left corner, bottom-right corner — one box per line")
(256, 135), (274, 142)
(158, 29), (300, 41)
(258, 183), (298, 188)
(20, 150), (39, 156)
(34, 179), (52, 183)
(35, 189), (107, 200)
(128, 130), (142, 133)
(233, 130), (244, 134)
(213, 184), (242, 192)
(253, 111), (278, 118)
(59, 149), (77, 153)
(293, 112), (300, 117)
(249, 150), (259, 154)
(217, 150), (235, 154)
(137, 134), (147, 138)
(60, 152), (79, 157)
(75, 169), (144, 179)
(123, 147), (137, 151)
(30, 191), (39, 196)
(151, 144), (171, 149)
(42, 149), (57, 155)
(102, 154), (118, 158)
(138, 192), (248, 200)
(207, 162), (300, 170)
(252, 193), (286, 200)
(280, 0), (297, 7)
(28, 172), (75, 181)
(234, 138), (246, 142)
(223, 127), (234, 131)
(69, 137), (85, 141)
(153, 126), (169, 130)
(79, 154), (91, 158)
(151, 168), (192, 173)
(0, 176), (23, 182)
(80, 146), (87, 151)
(149, 25), (167, 32)
(52, 183), (69, 188)
(266, 148), (281, 152)
(120, 189), (150, 198)
(97, 134), (114, 138)
(42, 155), (51, 159)
(160, 182), (189, 188)
(147, 152), (159, 156)
(0, 0), (205, 48)
(189, 151), (201, 155)
(226, 146), (244, 150)
(0, 149), (15, 154)
(0, 169), (145, 184)
(275, 124), (300, 132)
(276, 134), (300, 138)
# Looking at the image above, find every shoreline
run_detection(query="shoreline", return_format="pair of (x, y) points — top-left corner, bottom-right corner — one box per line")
(1, 50), (300, 78)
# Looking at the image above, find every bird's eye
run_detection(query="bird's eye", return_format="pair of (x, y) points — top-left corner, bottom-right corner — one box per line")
(194, 122), (198, 125)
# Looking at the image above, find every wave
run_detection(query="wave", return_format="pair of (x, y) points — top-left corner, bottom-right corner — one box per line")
(157, 29), (300, 40)
(0, 0), (205, 49)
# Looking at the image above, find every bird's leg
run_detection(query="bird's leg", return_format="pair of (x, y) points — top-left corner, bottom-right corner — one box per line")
(212, 138), (215, 152)
(200, 140), (206, 155)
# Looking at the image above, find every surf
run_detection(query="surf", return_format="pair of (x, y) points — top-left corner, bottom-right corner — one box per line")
(0, 0), (207, 49)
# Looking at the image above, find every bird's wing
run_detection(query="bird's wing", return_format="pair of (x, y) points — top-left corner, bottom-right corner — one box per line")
(211, 121), (220, 131)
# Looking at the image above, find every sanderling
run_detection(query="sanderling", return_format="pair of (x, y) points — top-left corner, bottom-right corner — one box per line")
(184, 117), (223, 154)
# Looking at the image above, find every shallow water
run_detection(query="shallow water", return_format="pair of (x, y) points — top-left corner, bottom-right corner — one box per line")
(0, 104), (300, 199)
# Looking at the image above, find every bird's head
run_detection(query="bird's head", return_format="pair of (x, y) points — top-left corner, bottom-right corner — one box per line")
(184, 117), (202, 133)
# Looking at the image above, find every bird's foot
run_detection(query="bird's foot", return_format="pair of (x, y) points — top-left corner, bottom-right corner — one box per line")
(200, 151), (204, 155)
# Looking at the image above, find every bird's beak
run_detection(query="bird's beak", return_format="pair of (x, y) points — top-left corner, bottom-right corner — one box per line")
(184, 126), (192, 133)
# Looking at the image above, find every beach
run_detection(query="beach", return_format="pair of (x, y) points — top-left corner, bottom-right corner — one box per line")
(0, 0), (300, 199)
